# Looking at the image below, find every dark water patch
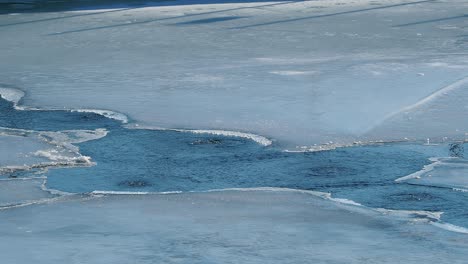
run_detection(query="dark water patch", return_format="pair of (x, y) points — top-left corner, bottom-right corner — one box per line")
(191, 138), (222, 145)
(449, 142), (464, 158)
(118, 179), (153, 188)
(388, 192), (438, 202)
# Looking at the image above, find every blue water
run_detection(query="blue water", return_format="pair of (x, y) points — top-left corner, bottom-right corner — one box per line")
(1, 97), (468, 227)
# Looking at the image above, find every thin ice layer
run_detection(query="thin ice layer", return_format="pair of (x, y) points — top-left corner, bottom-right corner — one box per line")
(0, 190), (467, 264)
(397, 157), (468, 190)
(1, 0), (468, 145)
(0, 178), (55, 206)
(0, 134), (51, 168)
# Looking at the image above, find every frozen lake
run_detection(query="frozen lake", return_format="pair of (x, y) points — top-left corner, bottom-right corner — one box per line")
(1, 0), (468, 263)
(1, 0), (468, 146)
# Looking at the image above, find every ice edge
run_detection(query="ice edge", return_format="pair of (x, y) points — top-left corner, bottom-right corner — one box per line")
(0, 86), (129, 124)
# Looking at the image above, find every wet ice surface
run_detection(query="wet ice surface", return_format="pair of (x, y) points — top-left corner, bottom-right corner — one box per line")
(1, 191), (468, 264)
(1, 0), (468, 146)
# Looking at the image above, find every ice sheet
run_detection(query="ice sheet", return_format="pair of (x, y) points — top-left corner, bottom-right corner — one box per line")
(0, 190), (467, 264)
(1, 0), (467, 146)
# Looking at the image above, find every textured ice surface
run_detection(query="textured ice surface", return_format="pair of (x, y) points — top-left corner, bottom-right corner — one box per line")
(1, 190), (467, 264)
(1, 0), (468, 146)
